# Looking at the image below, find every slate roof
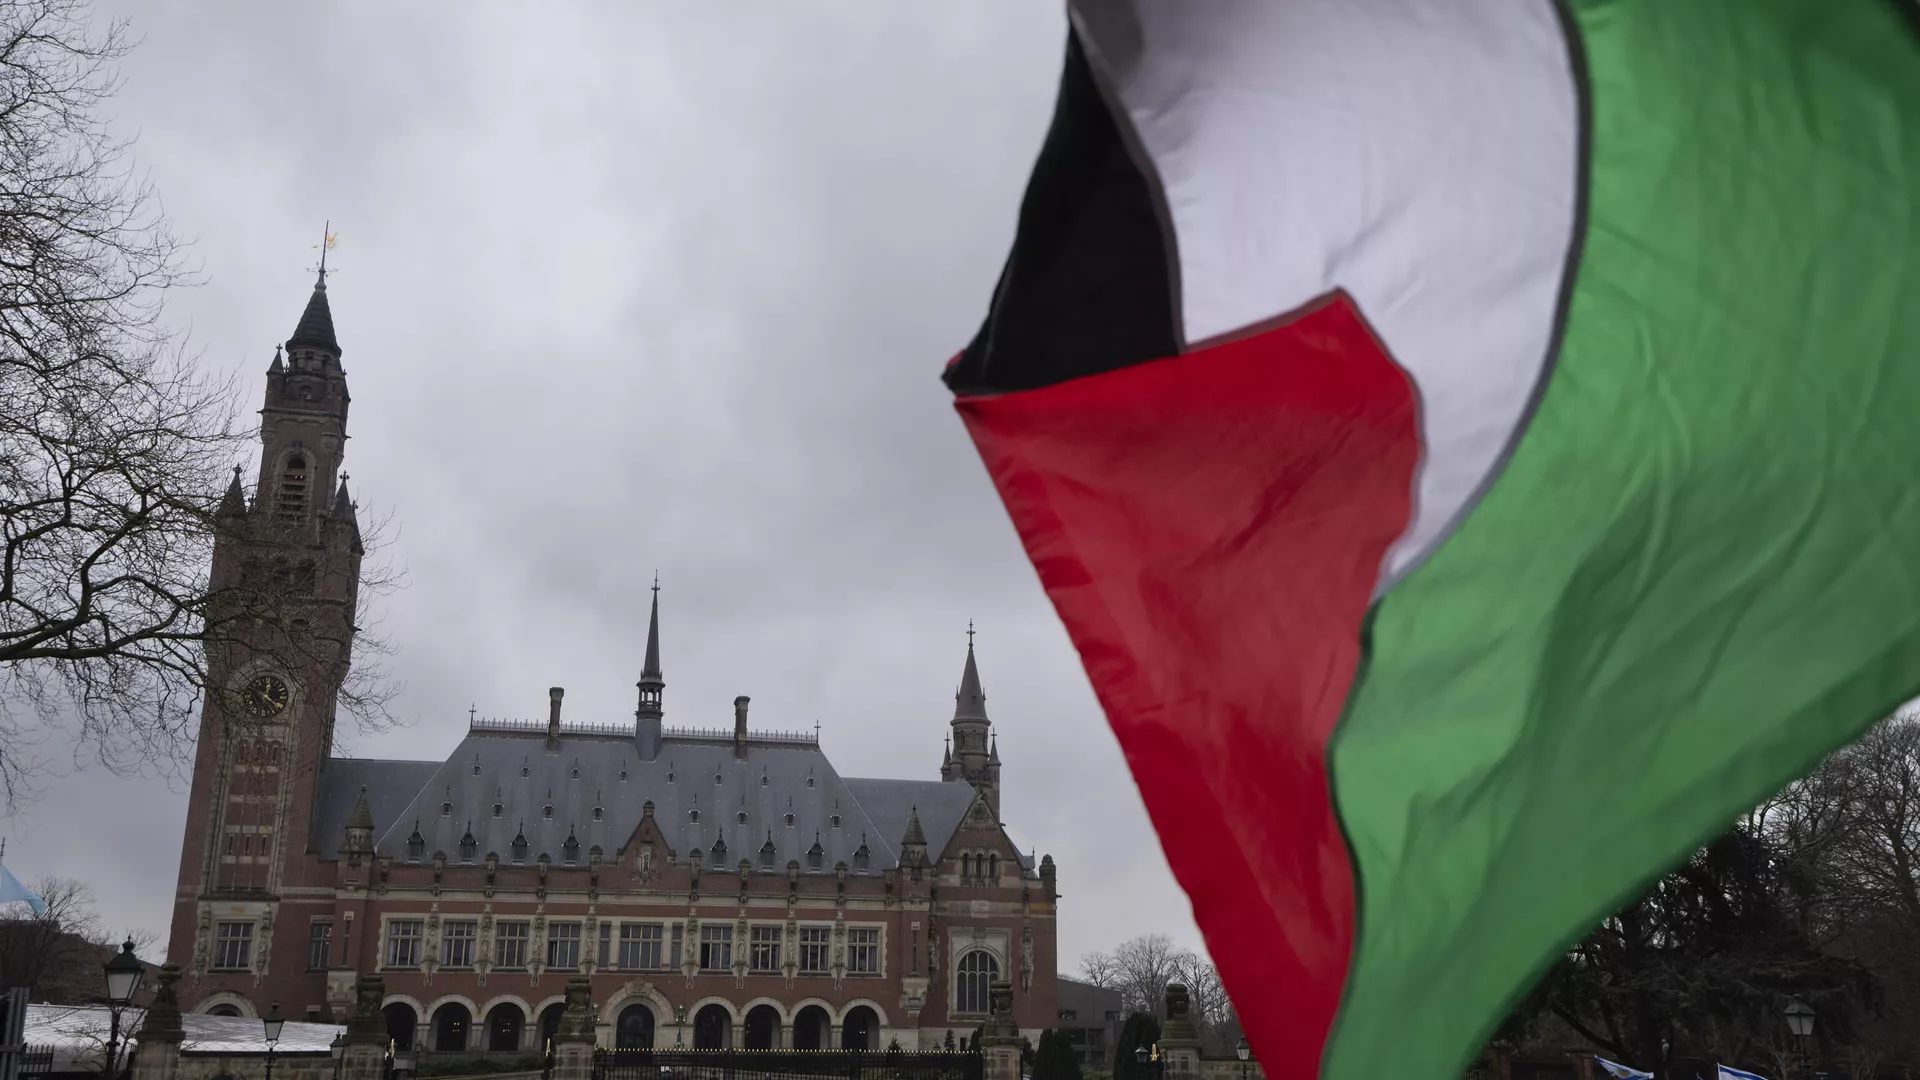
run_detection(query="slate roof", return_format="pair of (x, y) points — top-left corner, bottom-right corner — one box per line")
(311, 758), (441, 856)
(287, 273), (340, 355)
(312, 731), (997, 876)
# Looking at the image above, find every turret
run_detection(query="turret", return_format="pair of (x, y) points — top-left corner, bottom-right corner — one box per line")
(942, 627), (1001, 813)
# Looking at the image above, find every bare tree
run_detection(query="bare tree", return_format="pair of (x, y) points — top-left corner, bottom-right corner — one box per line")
(1077, 950), (1121, 991)
(0, 0), (400, 810)
(0, 875), (101, 1000)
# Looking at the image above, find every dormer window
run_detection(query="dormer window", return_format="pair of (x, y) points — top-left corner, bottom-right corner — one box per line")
(667, 771), (675, 783)
(492, 803), (503, 818)
(760, 774), (768, 786)
(620, 770), (629, 782)
(406, 824), (425, 862)
(714, 772), (722, 784)
(806, 838), (824, 871)
(737, 811), (748, 825)
(592, 806), (603, 821)
(571, 767), (579, 779)
(472, 760), (481, 776)
(806, 776), (815, 789)
(277, 454), (308, 520)
(441, 802), (452, 816)
(689, 809), (700, 824)
(521, 764), (530, 778)
(853, 839), (870, 872)
(563, 831), (581, 865)
(511, 829), (528, 864)
(784, 813), (795, 827)
(543, 804), (553, 819)
(459, 828), (477, 864)
(711, 838), (727, 865)
(831, 815), (841, 828)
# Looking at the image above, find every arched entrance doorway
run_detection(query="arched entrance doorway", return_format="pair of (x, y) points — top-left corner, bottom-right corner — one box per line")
(432, 1002), (471, 1052)
(615, 1004), (656, 1049)
(486, 1003), (526, 1052)
(742, 1005), (779, 1050)
(792, 1005), (830, 1051)
(692, 1004), (732, 1049)
(840, 1006), (877, 1051)
(539, 1003), (567, 1050)
(383, 1003), (418, 1050)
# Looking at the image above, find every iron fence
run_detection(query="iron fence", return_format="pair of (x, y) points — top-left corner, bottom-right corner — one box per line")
(593, 1049), (983, 1080)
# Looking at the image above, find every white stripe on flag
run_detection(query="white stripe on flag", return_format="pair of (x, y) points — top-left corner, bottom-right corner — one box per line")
(1719, 1065), (1771, 1080)
(1595, 1056), (1654, 1080)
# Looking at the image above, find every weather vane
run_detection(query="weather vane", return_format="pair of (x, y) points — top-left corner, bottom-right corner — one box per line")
(309, 221), (339, 280)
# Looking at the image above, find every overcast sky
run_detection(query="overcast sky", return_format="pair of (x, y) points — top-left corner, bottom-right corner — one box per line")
(0, 3), (1209, 971)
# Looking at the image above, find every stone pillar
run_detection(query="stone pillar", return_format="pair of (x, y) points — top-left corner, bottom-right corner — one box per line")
(981, 981), (1023, 1080)
(131, 965), (186, 1080)
(551, 976), (597, 1080)
(342, 974), (391, 1080)
(1157, 985), (1202, 1080)
(779, 1024), (792, 1050)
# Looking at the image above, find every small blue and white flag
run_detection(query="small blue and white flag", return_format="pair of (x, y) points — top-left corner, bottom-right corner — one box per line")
(0, 862), (46, 916)
(1719, 1065), (1772, 1080)
(1595, 1057), (1655, 1079)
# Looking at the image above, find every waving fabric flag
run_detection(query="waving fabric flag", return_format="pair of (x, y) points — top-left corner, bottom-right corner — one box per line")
(943, 1), (1920, 1078)
(0, 862), (46, 917)
(1719, 1067), (1771, 1080)
(1596, 1059), (1654, 1080)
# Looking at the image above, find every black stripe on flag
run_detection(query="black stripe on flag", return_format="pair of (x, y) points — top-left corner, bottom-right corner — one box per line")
(944, 31), (1179, 396)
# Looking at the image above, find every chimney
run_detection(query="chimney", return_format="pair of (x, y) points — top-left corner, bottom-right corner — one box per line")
(733, 696), (750, 759)
(548, 687), (565, 739)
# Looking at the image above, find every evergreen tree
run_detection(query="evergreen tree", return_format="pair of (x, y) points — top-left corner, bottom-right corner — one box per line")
(944, 1030), (957, 1052)
(1032, 1029), (1084, 1080)
(1113, 1013), (1161, 1080)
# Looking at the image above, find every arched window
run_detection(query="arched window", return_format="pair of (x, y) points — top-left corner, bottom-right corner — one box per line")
(956, 950), (999, 1015)
(207, 1003), (243, 1018)
(277, 455), (309, 520)
(961, 853), (975, 879)
(987, 853), (999, 880)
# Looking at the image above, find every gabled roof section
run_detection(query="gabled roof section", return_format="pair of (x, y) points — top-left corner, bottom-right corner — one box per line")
(840, 777), (973, 865)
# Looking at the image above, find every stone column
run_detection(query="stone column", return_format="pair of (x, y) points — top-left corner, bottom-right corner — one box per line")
(980, 981), (1023, 1080)
(551, 976), (597, 1080)
(1157, 985), (1202, 1080)
(778, 1024), (792, 1050)
(131, 965), (186, 1080)
(342, 974), (391, 1080)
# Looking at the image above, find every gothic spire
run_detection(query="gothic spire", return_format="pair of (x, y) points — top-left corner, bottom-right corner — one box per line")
(347, 786), (374, 831)
(953, 633), (988, 722)
(902, 805), (926, 847)
(287, 269), (341, 356)
(218, 465), (247, 520)
(331, 474), (363, 554)
(641, 573), (663, 682)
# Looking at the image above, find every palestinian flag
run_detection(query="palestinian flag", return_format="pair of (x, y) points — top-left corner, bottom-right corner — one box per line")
(944, 2), (1920, 1078)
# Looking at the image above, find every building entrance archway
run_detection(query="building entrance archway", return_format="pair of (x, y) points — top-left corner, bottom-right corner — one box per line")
(383, 1003), (418, 1050)
(791, 1005), (830, 1051)
(616, 1004), (655, 1050)
(692, 1004), (731, 1050)
(840, 1006), (877, 1051)
(487, 1002), (526, 1052)
(742, 1005), (778, 1050)
(432, 1002), (471, 1052)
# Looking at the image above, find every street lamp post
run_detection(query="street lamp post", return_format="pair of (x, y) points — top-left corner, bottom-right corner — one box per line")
(1784, 1000), (1815, 1077)
(1235, 1036), (1252, 1080)
(1133, 1043), (1163, 1080)
(329, 1034), (346, 1080)
(101, 940), (144, 1080)
(263, 1004), (285, 1080)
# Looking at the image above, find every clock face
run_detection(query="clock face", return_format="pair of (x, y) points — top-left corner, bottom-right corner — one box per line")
(243, 675), (290, 719)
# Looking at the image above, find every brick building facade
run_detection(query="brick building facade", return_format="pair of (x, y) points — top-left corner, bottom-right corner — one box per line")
(163, 270), (1060, 1054)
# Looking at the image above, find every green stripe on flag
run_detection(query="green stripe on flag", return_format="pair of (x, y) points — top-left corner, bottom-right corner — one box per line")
(1323, 0), (1920, 1077)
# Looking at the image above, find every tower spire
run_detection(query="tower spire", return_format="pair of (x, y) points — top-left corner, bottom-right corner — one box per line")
(288, 224), (341, 357)
(634, 574), (665, 759)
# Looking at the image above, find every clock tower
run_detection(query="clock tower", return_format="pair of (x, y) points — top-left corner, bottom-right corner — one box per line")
(166, 267), (364, 982)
